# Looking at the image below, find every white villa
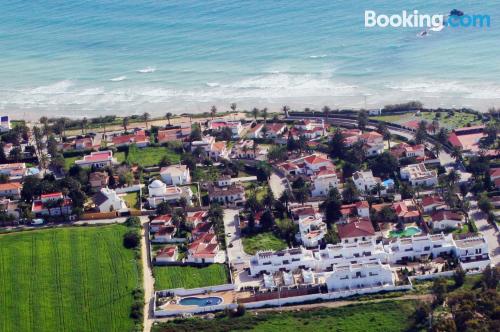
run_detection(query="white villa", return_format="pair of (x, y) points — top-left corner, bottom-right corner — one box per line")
(93, 188), (127, 213)
(400, 163), (438, 187)
(311, 169), (339, 197)
(352, 170), (381, 193)
(75, 150), (116, 168)
(160, 164), (191, 186)
(147, 179), (193, 208)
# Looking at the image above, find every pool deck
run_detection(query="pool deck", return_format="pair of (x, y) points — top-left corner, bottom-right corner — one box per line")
(158, 290), (235, 311)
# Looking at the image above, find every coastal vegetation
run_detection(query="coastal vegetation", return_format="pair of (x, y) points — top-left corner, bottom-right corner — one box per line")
(0, 225), (140, 332)
(153, 264), (229, 290)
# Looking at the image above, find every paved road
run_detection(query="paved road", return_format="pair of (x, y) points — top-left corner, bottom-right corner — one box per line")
(269, 172), (286, 198)
(471, 208), (500, 266)
(223, 208), (251, 264)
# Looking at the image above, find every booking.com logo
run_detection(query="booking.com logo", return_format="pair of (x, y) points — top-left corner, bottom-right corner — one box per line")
(365, 10), (491, 28)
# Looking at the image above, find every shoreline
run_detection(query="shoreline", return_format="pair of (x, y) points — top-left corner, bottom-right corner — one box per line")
(1, 94), (497, 121)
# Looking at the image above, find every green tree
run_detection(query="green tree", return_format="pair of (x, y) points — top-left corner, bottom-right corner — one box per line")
(357, 110), (368, 131)
(320, 187), (342, 224)
(342, 180), (359, 203)
(165, 112), (172, 126)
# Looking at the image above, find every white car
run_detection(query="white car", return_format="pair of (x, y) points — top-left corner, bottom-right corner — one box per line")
(31, 218), (45, 225)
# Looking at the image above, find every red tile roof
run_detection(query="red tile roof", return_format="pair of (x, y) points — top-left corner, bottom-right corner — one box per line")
(337, 219), (375, 239)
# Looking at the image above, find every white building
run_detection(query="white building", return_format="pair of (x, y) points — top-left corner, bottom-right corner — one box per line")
(400, 163), (438, 187)
(75, 150), (116, 168)
(93, 188), (127, 213)
(324, 260), (394, 291)
(249, 233), (491, 277)
(298, 215), (327, 248)
(160, 165), (191, 186)
(208, 184), (246, 206)
(147, 180), (193, 208)
(0, 116), (11, 132)
(191, 135), (215, 153)
(209, 120), (243, 138)
(430, 211), (464, 230)
(155, 246), (178, 263)
(311, 169), (339, 197)
(352, 170), (380, 193)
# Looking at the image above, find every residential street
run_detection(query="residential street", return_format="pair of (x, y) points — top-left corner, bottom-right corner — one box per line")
(223, 208), (250, 265)
(471, 208), (500, 266)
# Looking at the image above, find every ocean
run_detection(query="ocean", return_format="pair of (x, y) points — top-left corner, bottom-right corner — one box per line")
(0, 0), (499, 119)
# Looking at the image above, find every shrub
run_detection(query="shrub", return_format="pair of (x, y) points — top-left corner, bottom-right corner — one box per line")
(123, 230), (140, 249)
(130, 300), (143, 320)
(125, 216), (141, 228)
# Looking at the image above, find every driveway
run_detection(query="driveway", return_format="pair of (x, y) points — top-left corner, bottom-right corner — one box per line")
(223, 209), (250, 265)
(269, 172), (286, 198)
(470, 207), (500, 266)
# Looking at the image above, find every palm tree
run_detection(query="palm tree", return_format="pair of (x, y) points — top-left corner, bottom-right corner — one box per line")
(210, 105), (217, 120)
(81, 117), (88, 135)
(282, 105), (290, 118)
(433, 142), (442, 158)
(322, 105), (331, 122)
(39, 116), (49, 137)
(165, 112), (172, 126)
(279, 190), (292, 211)
(261, 107), (269, 124)
(374, 182), (384, 199)
(251, 107), (259, 121)
(143, 112), (151, 129)
(451, 146), (463, 163)
(447, 169), (460, 186)
(122, 117), (129, 132)
(230, 103), (237, 113)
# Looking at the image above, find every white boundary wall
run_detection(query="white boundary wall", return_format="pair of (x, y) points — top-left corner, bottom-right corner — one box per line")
(153, 283), (411, 317)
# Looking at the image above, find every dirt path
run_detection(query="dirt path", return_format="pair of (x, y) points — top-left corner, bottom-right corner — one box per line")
(251, 293), (434, 313)
(140, 217), (155, 332)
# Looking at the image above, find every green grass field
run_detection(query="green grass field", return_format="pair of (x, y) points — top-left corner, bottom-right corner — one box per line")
(242, 232), (287, 255)
(127, 146), (180, 167)
(152, 300), (419, 332)
(153, 264), (229, 290)
(0, 225), (138, 332)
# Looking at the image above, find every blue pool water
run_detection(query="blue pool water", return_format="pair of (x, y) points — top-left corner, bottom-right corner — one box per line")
(178, 296), (222, 307)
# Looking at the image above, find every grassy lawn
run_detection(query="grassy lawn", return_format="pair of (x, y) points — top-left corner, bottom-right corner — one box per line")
(64, 156), (80, 170)
(127, 145), (180, 167)
(122, 192), (139, 210)
(242, 232), (287, 255)
(0, 225), (138, 332)
(153, 264), (229, 290)
(372, 111), (482, 129)
(152, 300), (419, 332)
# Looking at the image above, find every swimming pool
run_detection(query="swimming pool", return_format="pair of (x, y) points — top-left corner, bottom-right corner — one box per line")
(178, 296), (223, 307)
(388, 226), (421, 238)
